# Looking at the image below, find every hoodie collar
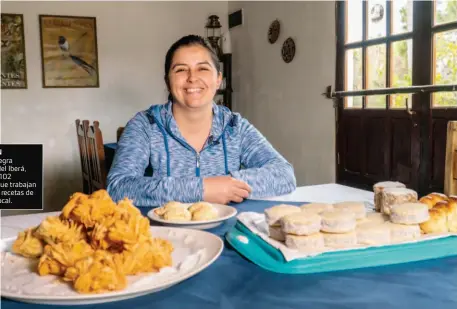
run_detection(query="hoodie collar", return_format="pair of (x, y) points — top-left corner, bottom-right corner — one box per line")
(148, 101), (234, 141)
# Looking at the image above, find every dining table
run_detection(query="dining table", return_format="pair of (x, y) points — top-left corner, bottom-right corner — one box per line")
(1, 183), (456, 309)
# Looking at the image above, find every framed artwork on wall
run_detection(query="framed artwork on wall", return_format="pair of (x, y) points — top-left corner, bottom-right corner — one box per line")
(39, 15), (99, 88)
(1, 13), (27, 89)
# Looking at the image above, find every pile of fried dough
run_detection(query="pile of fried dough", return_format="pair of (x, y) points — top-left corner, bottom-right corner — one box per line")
(11, 190), (173, 294)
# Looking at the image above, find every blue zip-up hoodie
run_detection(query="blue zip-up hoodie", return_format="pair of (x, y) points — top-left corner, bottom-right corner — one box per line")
(107, 101), (296, 206)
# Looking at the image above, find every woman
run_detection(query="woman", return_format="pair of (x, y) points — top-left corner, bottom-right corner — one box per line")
(107, 35), (296, 206)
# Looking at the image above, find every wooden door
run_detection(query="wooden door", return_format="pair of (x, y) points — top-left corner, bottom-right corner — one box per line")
(335, 1), (457, 196)
(337, 108), (419, 192)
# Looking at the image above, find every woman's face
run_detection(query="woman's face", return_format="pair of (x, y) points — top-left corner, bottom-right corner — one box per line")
(168, 45), (222, 110)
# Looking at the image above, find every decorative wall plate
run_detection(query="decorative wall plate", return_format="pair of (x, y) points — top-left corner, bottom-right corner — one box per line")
(268, 19), (280, 44)
(281, 37), (295, 63)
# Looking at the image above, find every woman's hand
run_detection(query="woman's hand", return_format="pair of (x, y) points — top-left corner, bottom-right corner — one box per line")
(203, 176), (252, 204)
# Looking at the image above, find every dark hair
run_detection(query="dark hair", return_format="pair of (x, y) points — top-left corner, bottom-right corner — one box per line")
(164, 35), (221, 101)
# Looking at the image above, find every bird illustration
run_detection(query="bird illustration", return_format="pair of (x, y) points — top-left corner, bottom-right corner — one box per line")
(57, 35), (96, 76)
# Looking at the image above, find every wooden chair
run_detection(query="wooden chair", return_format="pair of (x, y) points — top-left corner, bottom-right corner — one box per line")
(75, 120), (92, 194)
(117, 126), (125, 142)
(444, 121), (457, 196)
(86, 121), (107, 191)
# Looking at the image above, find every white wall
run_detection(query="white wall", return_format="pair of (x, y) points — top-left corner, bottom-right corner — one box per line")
(1, 1), (228, 215)
(228, 1), (336, 187)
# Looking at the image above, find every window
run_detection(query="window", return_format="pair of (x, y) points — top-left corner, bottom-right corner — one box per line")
(341, 0), (457, 109)
(433, 0), (457, 107)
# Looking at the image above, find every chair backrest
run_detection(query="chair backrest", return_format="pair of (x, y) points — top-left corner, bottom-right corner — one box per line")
(117, 126), (125, 142)
(86, 121), (107, 191)
(75, 119), (92, 194)
(444, 121), (457, 195)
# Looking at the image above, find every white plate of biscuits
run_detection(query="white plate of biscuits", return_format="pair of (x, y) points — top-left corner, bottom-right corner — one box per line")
(147, 201), (238, 230)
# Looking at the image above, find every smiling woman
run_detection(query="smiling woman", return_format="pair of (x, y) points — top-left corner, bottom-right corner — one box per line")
(106, 35), (296, 207)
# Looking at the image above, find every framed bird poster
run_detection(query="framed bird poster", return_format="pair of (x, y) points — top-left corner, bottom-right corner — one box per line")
(39, 15), (99, 88)
(1, 13), (27, 89)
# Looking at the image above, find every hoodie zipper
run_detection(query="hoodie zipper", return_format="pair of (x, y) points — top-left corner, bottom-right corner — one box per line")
(196, 153), (200, 176)
(151, 112), (228, 177)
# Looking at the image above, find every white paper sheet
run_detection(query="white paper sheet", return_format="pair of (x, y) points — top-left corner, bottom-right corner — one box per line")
(237, 211), (457, 262)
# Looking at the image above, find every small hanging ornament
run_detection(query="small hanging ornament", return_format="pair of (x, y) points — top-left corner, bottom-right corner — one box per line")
(268, 19), (280, 44)
(281, 37), (295, 63)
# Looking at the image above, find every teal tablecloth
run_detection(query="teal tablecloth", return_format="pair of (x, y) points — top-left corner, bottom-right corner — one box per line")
(2, 200), (457, 309)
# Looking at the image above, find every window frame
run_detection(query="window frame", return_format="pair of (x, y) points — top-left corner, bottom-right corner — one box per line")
(337, 0), (457, 110)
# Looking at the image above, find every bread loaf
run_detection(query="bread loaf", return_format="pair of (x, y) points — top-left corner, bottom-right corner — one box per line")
(419, 199), (457, 233)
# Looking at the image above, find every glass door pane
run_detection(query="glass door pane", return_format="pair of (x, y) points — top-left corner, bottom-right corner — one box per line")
(433, 29), (457, 107)
(390, 39), (413, 108)
(366, 44), (387, 108)
(345, 48), (363, 108)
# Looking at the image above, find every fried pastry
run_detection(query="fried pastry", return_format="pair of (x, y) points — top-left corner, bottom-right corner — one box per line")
(12, 227), (44, 258)
(65, 250), (127, 294)
(34, 216), (86, 245)
(38, 240), (94, 276)
(10, 189), (174, 294)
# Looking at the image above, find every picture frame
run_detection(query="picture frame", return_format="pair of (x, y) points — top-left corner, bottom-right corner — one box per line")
(39, 14), (100, 88)
(1, 13), (27, 89)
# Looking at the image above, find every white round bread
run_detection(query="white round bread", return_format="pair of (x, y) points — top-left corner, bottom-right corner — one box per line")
(163, 207), (192, 221)
(285, 233), (325, 251)
(264, 204), (301, 227)
(320, 210), (356, 233)
(191, 207), (218, 221)
(373, 181), (406, 212)
(188, 202), (214, 213)
(268, 226), (285, 242)
(386, 222), (421, 243)
(390, 203), (430, 224)
(280, 212), (322, 236)
(381, 187), (418, 215)
(323, 231), (357, 248)
(358, 212), (389, 225)
(154, 201), (186, 216)
(356, 222), (391, 245)
(333, 201), (367, 219)
(300, 203), (334, 214)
